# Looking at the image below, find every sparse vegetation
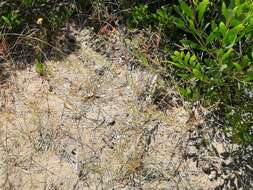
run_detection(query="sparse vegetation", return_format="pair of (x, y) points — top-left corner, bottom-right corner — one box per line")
(0, 0), (252, 189)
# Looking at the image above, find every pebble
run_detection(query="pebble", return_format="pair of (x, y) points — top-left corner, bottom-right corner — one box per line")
(187, 145), (198, 157)
(209, 170), (217, 181)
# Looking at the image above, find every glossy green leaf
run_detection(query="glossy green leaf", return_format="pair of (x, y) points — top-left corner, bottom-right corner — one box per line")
(221, 48), (233, 63)
(189, 54), (197, 65)
(2, 16), (11, 26)
(222, 2), (228, 19)
(188, 19), (197, 35)
(171, 61), (186, 69)
(197, 0), (209, 23)
(173, 17), (185, 29)
(192, 64), (203, 80)
(179, 1), (193, 18)
(219, 21), (227, 35)
(223, 24), (244, 48)
(184, 52), (191, 63)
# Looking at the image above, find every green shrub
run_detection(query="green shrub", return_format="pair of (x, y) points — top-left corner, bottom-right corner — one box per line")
(169, 0), (253, 144)
(130, 3), (176, 34)
(125, 0), (252, 144)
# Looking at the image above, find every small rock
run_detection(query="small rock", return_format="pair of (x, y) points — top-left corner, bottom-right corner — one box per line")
(187, 145), (198, 157)
(209, 170), (217, 181)
(202, 163), (211, 174)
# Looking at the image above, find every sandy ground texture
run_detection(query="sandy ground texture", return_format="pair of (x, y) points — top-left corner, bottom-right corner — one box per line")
(0, 28), (228, 189)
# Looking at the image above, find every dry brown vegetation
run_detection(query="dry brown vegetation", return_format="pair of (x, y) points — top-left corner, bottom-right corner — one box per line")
(0, 28), (228, 190)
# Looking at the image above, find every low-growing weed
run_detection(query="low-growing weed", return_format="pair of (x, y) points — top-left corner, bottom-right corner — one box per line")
(35, 57), (46, 76)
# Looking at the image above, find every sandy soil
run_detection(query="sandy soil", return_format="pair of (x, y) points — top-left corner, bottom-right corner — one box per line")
(0, 29), (224, 189)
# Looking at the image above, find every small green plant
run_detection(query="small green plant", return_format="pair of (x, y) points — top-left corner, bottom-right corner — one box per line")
(169, 0), (253, 144)
(35, 57), (46, 76)
(130, 3), (175, 33)
(2, 10), (20, 30)
(152, 5), (174, 32)
(131, 4), (151, 28)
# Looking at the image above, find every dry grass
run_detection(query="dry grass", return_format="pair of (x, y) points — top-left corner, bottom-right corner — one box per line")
(0, 28), (222, 190)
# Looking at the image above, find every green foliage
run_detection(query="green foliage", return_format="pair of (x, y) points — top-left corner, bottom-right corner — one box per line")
(2, 10), (20, 30)
(169, 0), (253, 144)
(130, 3), (175, 33)
(35, 58), (46, 76)
(131, 4), (150, 28)
(127, 0), (253, 144)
